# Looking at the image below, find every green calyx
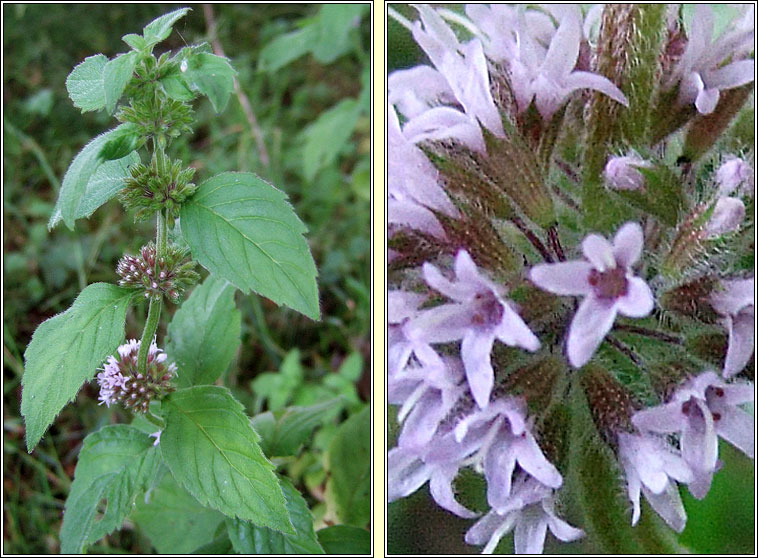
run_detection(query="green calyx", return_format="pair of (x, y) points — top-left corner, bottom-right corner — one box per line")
(119, 152), (196, 221)
(116, 94), (193, 144)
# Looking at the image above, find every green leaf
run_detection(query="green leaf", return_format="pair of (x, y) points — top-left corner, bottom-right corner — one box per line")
(65, 54), (107, 113)
(301, 98), (360, 181)
(251, 398), (342, 458)
(21, 283), (132, 451)
(99, 123), (141, 161)
(325, 406), (370, 527)
(251, 349), (304, 411)
(142, 7), (191, 48)
(258, 25), (318, 72)
(317, 525), (371, 555)
(166, 274), (241, 388)
(180, 52), (237, 113)
(122, 33), (147, 51)
(180, 172), (320, 320)
(225, 477), (324, 554)
(160, 72), (195, 101)
(160, 386), (293, 533)
(131, 467), (226, 554)
(191, 534), (234, 554)
(103, 51), (138, 114)
(60, 425), (160, 553)
(49, 125), (138, 230)
(312, 4), (368, 64)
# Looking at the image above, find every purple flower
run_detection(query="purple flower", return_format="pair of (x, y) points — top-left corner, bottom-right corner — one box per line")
(705, 197), (745, 237)
(465, 474), (584, 554)
(710, 278), (754, 378)
(716, 157), (754, 197)
(406, 250), (540, 407)
(617, 432), (693, 532)
(388, 104), (458, 240)
(507, 5), (628, 120)
(388, 443), (479, 519)
(603, 155), (653, 191)
(667, 4), (755, 114)
(390, 356), (467, 450)
(632, 371), (754, 499)
(446, 398), (562, 510)
(529, 222), (654, 368)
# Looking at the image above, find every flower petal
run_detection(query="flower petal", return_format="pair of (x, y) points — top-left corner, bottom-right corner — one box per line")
(563, 70), (629, 107)
(529, 261), (593, 295)
(616, 276), (654, 318)
(496, 304), (541, 352)
(514, 433), (563, 488)
(632, 401), (686, 434)
(723, 312), (755, 378)
(613, 222), (644, 268)
(642, 483), (687, 533)
(546, 512), (585, 543)
(462, 330), (496, 408)
(582, 234), (616, 271)
(566, 296), (617, 367)
(422, 262), (472, 302)
(706, 59), (755, 90)
(484, 439), (517, 511)
(430, 463), (480, 518)
(695, 86), (720, 115)
(715, 406), (754, 458)
(514, 514), (548, 555)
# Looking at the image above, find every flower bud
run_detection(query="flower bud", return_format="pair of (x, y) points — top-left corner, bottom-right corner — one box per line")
(716, 157), (754, 197)
(705, 197), (745, 236)
(603, 155), (652, 191)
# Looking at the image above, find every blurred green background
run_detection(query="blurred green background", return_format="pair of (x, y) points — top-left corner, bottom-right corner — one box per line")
(3, 3), (370, 553)
(386, 3), (754, 555)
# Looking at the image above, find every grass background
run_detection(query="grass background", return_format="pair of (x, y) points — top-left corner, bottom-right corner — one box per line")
(3, 4), (370, 553)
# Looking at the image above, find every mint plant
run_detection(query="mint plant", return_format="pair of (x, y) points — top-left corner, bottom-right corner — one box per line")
(388, 4), (753, 554)
(18, 8), (346, 553)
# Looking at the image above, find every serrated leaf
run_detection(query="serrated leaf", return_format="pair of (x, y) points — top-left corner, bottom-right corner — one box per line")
(180, 172), (320, 320)
(325, 406), (370, 527)
(143, 7), (191, 48)
(131, 467), (225, 554)
(301, 98), (360, 181)
(60, 425), (160, 553)
(103, 51), (138, 114)
(122, 33), (147, 51)
(251, 398), (342, 458)
(226, 477), (324, 554)
(21, 283), (132, 451)
(312, 4), (368, 64)
(166, 274), (241, 388)
(49, 125), (138, 230)
(316, 525), (371, 555)
(258, 25), (319, 72)
(251, 349), (304, 411)
(66, 54), (107, 113)
(160, 386), (294, 533)
(180, 52), (237, 113)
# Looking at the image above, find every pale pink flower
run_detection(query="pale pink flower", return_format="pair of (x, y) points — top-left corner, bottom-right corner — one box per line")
(632, 371), (754, 499)
(617, 432), (693, 532)
(507, 5), (628, 119)
(530, 222), (654, 368)
(716, 157), (754, 197)
(710, 278), (755, 378)
(407, 250), (540, 407)
(465, 474), (584, 554)
(667, 4), (755, 114)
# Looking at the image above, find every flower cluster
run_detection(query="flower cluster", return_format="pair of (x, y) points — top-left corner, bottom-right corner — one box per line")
(96, 339), (176, 413)
(118, 152), (197, 221)
(116, 241), (199, 303)
(388, 4), (754, 554)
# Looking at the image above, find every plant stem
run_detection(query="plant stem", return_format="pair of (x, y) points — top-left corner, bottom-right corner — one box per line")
(137, 209), (166, 377)
(143, 410), (165, 428)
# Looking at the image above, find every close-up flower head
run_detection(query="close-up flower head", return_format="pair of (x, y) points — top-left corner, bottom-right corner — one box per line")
(387, 3), (754, 554)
